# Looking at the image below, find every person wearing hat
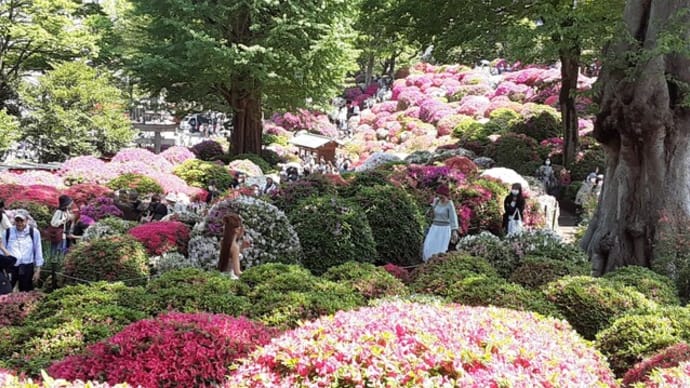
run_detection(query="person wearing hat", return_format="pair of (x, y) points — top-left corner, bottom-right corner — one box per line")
(422, 185), (459, 261)
(3, 210), (43, 291)
(49, 195), (75, 255)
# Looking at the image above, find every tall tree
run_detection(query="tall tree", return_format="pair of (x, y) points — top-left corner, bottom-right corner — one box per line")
(126, 0), (358, 155)
(396, 0), (623, 166)
(581, 1), (690, 275)
(21, 61), (133, 162)
(0, 0), (98, 115)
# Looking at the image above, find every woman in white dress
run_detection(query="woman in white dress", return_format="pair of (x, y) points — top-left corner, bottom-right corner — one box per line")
(422, 185), (460, 261)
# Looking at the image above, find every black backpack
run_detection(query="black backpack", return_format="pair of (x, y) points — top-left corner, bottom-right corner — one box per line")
(4, 227), (36, 260)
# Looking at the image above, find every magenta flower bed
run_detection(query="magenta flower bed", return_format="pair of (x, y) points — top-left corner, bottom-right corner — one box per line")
(128, 221), (190, 256)
(49, 312), (276, 388)
(63, 184), (113, 206)
(227, 302), (616, 387)
(0, 291), (44, 327)
(81, 196), (124, 221)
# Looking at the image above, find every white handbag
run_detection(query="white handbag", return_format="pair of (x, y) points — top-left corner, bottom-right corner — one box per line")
(507, 209), (523, 236)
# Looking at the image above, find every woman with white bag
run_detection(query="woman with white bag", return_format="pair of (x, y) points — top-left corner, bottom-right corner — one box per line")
(422, 185), (460, 262)
(503, 183), (525, 236)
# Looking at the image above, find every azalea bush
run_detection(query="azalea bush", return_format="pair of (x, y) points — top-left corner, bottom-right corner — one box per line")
(187, 235), (221, 271)
(289, 196), (377, 275)
(63, 184), (113, 206)
(0, 291), (44, 327)
(229, 153), (272, 174)
(0, 282), (149, 376)
(454, 178), (507, 235)
(322, 262), (409, 301)
(172, 159), (234, 190)
(622, 343), (690, 387)
(596, 307), (690, 376)
(409, 251), (498, 296)
(63, 236), (150, 286)
(239, 263), (364, 328)
(455, 232), (518, 278)
(83, 217), (138, 241)
(510, 103), (562, 142)
(127, 221), (190, 256)
(6, 184), (60, 208)
(190, 140), (224, 161)
(544, 276), (656, 339)
(0, 372), (129, 387)
(603, 265), (679, 305)
(107, 173), (163, 195)
(352, 185), (425, 266)
(509, 256), (589, 290)
(145, 268), (250, 316)
(111, 148), (173, 173)
(80, 196), (124, 221)
(487, 133), (542, 176)
(49, 312), (275, 388)
(271, 174), (341, 213)
(202, 196), (302, 268)
(59, 156), (115, 185)
(159, 146), (196, 165)
(227, 302), (616, 386)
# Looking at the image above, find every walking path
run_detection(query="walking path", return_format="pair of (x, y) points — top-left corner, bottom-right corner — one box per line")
(557, 207), (579, 244)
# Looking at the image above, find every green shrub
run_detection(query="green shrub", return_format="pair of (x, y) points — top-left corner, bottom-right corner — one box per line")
(487, 133), (542, 176)
(452, 117), (487, 142)
(106, 173), (163, 195)
(455, 232), (518, 278)
(410, 252), (498, 296)
(82, 216), (138, 241)
(322, 262), (409, 301)
(9, 200), (52, 230)
(173, 159), (234, 190)
(339, 170), (393, 197)
(62, 235), (150, 286)
(289, 196), (377, 275)
(0, 282), (149, 376)
(570, 146), (606, 182)
(595, 308), (690, 376)
(352, 185), (425, 266)
(271, 174), (340, 213)
(146, 268), (250, 316)
(510, 104), (562, 142)
(509, 256), (589, 289)
(543, 276), (656, 339)
(604, 266), (680, 305)
(447, 274), (563, 318)
(240, 263), (364, 328)
(482, 108), (521, 135)
(229, 153), (273, 173)
(190, 139), (224, 161)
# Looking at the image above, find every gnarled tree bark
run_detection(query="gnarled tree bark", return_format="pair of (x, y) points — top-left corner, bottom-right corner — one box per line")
(228, 85), (262, 156)
(581, 0), (690, 276)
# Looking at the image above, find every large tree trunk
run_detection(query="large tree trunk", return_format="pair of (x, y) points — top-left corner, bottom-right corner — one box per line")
(581, 0), (690, 276)
(228, 86), (262, 156)
(560, 49), (580, 167)
(364, 54), (375, 86)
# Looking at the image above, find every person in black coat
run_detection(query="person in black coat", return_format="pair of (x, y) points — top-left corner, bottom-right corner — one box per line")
(503, 183), (525, 234)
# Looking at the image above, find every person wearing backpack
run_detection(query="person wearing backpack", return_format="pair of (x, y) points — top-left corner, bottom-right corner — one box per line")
(3, 210), (43, 292)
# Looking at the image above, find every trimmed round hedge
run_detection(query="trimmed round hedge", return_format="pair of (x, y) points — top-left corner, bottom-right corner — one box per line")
(622, 343), (690, 387)
(510, 256), (590, 290)
(128, 221), (191, 256)
(488, 133), (542, 176)
(352, 185), (425, 266)
(173, 159), (234, 190)
(447, 273), (563, 319)
(227, 302), (616, 386)
(63, 236), (150, 286)
(543, 276), (656, 340)
(596, 307), (690, 376)
(106, 173), (163, 195)
(289, 196), (377, 275)
(603, 265), (679, 305)
(322, 262), (409, 301)
(271, 174), (341, 213)
(145, 268), (250, 316)
(410, 252), (498, 296)
(48, 312), (275, 387)
(189, 139), (224, 161)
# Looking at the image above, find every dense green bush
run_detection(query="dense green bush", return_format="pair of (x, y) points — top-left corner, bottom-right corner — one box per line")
(340, 170), (393, 197)
(173, 159), (234, 190)
(410, 252), (498, 296)
(0, 282), (149, 376)
(62, 235), (150, 286)
(455, 178), (508, 235)
(604, 266), (680, 305)
(289, 196), (377, 275)
(595, 308), (690, 376)
(240, 263), (364, 328)
(451, 117), (488, 142)
(447, 274), (563, 318)
(543, 276), (656, 339)
(82, 216), (138, 241)
(352, 185), (425, 266)
(509, 256), (589, 289)
(262, 133), (289, 146)
(570, 146), (606, 182)
(9, 200), (52, 229)
(487, 133), (542, 176)
(146, 268), (250, 316)
(229, 153), (273, 173)
(322, 262), (409, 301)
(482, 108), (521, 135)
(511, 104), (562, 142)
(455, 232), (518, 278)
(271, 174), (340, 213)
(106, 173), (163, 195)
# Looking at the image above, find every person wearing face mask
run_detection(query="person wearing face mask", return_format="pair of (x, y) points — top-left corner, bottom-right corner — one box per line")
(422, 185), (459, 261)
(536, 158), (558, 196)
(503, 183), (525, 236)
